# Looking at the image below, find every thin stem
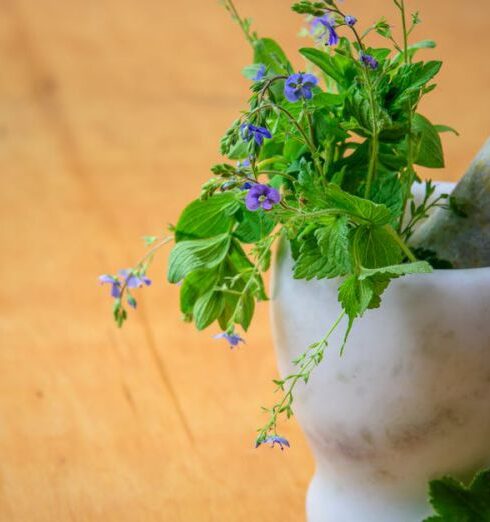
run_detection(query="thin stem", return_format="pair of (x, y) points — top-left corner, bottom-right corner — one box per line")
(248, 103), (323, 178)
(222, 0), (255, 45)
(257, 310), (346, 441)
(384, 224), (417, 262)
(118, 236), (173, 298)
(364, 132), (378, 199)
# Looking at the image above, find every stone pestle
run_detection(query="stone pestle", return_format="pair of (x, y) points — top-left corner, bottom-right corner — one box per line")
(410, 138), (490, 268)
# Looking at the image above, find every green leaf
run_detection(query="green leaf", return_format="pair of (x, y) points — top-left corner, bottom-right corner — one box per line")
(425, 470), (490, 521)
(315, 216), (352, 275)
(180, 269), (219, 314)
(359, 261), (432, 280)
(392, 40), (436, 65)
(299, 47), (345, 87)
(351, 225), (402, 269)
(413, 113), (445, 168)
(167, 233), (231, 284)
(193, 290), (225, 330)
(253, 38), (291, 75)
(324, 184), (393, 226)
(294, 217), (351, 280)
(311, 92), (345, 108)
(434, 124), (460, 136)
(234, 209), (275, 243)
(175, 193), (239, 241)
(370, 172), (405, 225)
(338, 275), (373, 322)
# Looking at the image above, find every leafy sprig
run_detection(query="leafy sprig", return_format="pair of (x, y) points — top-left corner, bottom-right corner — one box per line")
(101, 0), (455, 451)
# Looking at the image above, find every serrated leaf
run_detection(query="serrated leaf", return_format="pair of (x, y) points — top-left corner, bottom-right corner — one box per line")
(234, 208), (275, 243)
(351, 225), (402, 269)
(338, 275), (373, 322)
(167, 234), (231, 284)
(424, 469), (490, 522)
(324, 184), (393, 226)
(175, 193), (239, 241)
(294, 217), (351, 280)
(315, 216), (352, 275)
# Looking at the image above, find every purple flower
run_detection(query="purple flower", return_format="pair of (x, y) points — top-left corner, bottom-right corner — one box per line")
(245, 184), (281, 211)
(213, 332), (245, 348)
(241, 181), (254, 191)
(360, 53), (379, 70)
(240, 123), (272, 147)
(99, 274), (121, 298)
(284, 73), (318, 103)
(256, 435), (290, 450)
(344, 15), (357, 26)
(237, 158), (252, 171)
(311, 14), (339, 46)
(118, 269), (152, 288)
(253, 64), (266, 81)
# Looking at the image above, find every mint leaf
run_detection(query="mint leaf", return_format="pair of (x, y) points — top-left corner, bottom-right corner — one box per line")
(234, 208), (275, 243)
(294, 217), (351, 280)
(351, 225), (402, 268)
(323, 184), (393, 226)
(424, 470), (490, 521)
(175, 193), (239, 241)
(316, 216), (352, 275)
(413, 114), (445, 168)
(338, 275), (373, 320)
(359, 261), (432, 280)
(167, 234), (231, 284)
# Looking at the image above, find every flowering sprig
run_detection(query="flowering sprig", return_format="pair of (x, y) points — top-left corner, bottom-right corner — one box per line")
(100, 236), (172, 327)
(102, 0), (451, 453)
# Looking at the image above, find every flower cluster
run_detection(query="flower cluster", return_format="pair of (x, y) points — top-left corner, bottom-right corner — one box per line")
(99, 270), (151, 305)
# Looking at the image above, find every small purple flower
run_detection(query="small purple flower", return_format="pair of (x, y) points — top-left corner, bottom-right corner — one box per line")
(241, 181), (254, 191)
(253, 64), (266, 81)
(213, 332), (245, 349)
(245, 184), (281, 211)
(240, 123), (272, 147)
(99, 274), (121, 298)
(344, 15), (357, 26)
(237, 158), (252, 171)
(311, 14), (339, 46)
(360, 53), (379, 70)
(284, 73), (318, 103)
(256, 435), (290, 450)
(118, 269), (152, 288)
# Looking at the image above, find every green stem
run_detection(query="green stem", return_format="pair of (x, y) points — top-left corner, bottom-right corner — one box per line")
(364, 132), (378, 199)
(384, 224), (417, 262)
(248, 103), (323, 178)
(222, 0), (255, 45)
(257, 310), (346, 441)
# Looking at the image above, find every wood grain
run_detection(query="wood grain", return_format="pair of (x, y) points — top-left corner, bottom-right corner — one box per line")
(0, 0), (488, 520)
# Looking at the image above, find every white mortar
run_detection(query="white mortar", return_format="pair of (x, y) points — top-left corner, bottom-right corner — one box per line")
(271, 182), (490, 521)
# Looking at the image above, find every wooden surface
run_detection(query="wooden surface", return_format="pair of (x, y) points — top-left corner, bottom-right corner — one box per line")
(0, 0), (489, 520)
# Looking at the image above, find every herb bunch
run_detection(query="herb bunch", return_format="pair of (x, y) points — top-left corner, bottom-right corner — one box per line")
(100, 0), (454, 449)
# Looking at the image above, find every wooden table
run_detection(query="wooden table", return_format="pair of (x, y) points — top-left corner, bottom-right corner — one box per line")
(0, 0), (488, 520)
